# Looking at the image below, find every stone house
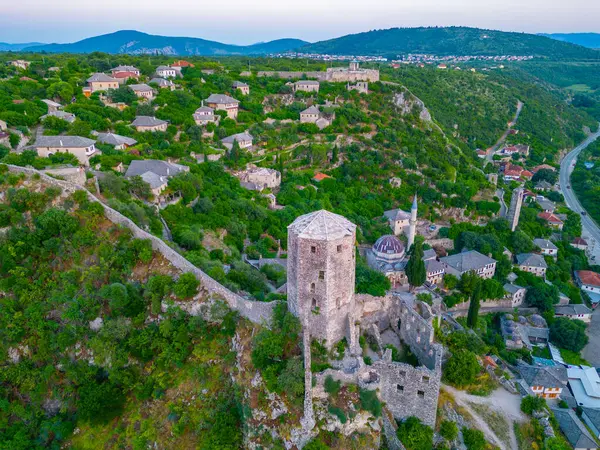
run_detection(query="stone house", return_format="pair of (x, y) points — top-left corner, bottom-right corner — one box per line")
(552, 408), (598, 450)
(113, 71), (140, 84)
(384, 208), (411, 235)
(221, 131), (253, 150)
(40, 110), (76, 124)
(125, 160), (189, 198)
(84, 73), (119, 95)
(537, 212), (564, 230)
(205, 94), (240, 119)
(131, 116), (168, 133)
(300, 105), (320, 123)
(533, 238), (558, 257)
(517, 363), (567, 399)
(582, 407), (600, 439)
(389, 177), (402, 188)
(41, 99), (62, 113)
(347, 81), (368, 93)
(149, 78), (175, 90)
(232, 81), (250, 95)
(95, 132), (138, 150)
(440, 250), (497, 279)
(29, 136), (97, 166)
(193, 106), (220, 126)
(425, 259), (445, 285)
(155, 65), (177, 78)
(129, 84), (154, 100)
(111, 65), (140, 76)
(575, 270), (600, 306)
(504, 283), (526, 306)
(516, 253), (548, 277)
(294, 80), (320, 93)
(554, 304), (592, 323)
(238, 166), (281, 191)
(571, 237), (588, 252)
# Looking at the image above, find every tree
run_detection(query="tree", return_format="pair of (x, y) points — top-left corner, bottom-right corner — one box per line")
(406, 242), (426, 290)
(355, 256), (391, 296)
(520, 395), (547, 415)
(525, 284), (559, 312)
(46, 81), (74, 103)
(396, 416), (433, 450)
(550, 318), (589, 352)
(462, 428), (487, 450)
(532, 168), (558, 185)
(443, 349), (480, 387)
(467, 281), (482, 328)
(443, 273), (459, 290)
(173, 272), (200, 298)
(109, 86), (137, 104)
(439, 420), (458, 442)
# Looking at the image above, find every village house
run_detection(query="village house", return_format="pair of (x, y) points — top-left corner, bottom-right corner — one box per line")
(294, 80), (320, 93)
(299, 105), (334, 130)
(554, 304), (592, 323)
(221, 131), (253, 150)
(111, 65), (140, 77)
(232, 81), (250, 95)
(533, 238), (558, 257)
(535, 180), (553, 191)
(237, 166), (281, 191)
(504, 283), (527, 306)
(532, 164), (556, 174)
(205, 94), (240, 119)
(440, 250), (497, 279)
(517, 363), (567, 399)
(155, 65), (177, 78)
(571, 237), (589, 252)
(538, 212), (564, 230)
(40, 110), (76, 124)
(516, 253), (548, 277)
(502, 314), (549, 349)
(553, 408), (598, 450)
(313, 172), (332, 182)
(171, 60), (195, 75)
(29, 136), (97, 166)
(193, 105), (220, 126)
(95, 132), (138, 150)
(131, 116), (168, 133)
(149, 77), (175, 90)
(384, 208), (412, 235)
(575, 270), (600, 306)
(476, 149), (487, 159)
(347, 81), (368, 93)
(10, 60), (31, 70)
(125, 160), (190, 199)
(129, 84), (154, 100)
(389, 177), (402, 188)
(536, 196), (555, 213)
(568, 366), (600, 409)
(113, 71), (140, 84)
(425, 258), (446, 285)
(84, 73), (119, 95)
(501, 162), (533, 182)
(42, 99), (62, 113)
(582, 408), (600, 439)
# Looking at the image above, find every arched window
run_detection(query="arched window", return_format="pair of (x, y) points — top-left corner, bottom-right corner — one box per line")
(310, 283), (316, 293)
(312, 298), (317, 309)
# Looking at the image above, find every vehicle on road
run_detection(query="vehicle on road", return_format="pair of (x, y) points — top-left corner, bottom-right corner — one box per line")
(567, 185), (571, 189)
(582, 211), (587, 216)
(429, 225), (436, 231)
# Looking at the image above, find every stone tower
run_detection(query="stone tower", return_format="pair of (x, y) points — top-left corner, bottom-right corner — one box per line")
(287, 210), (356, 348)
(349, 60), (360, 71)
(407, 195), (418, 251)
(507, 188), (524, 232)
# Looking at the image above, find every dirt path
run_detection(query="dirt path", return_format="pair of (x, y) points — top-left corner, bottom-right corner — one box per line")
(443, 384), (526, 450)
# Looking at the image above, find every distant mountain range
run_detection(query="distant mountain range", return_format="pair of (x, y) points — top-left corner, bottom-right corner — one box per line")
(298, 27), (600, 59)
(2, 27), (599, 59)
(540, 33), (600, 49)
(0, 42), (45, 51)
(22, 30), (308, 56)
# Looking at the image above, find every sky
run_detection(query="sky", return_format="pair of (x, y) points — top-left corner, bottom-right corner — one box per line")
(1, 0), (599, 44)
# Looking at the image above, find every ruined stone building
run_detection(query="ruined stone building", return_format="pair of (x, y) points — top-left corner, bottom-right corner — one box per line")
(258, 61), (379, 83)
(347, 81), (369, 93)
(287, 209), (442, 429)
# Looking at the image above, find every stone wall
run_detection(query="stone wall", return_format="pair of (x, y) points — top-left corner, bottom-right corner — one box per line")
(6, 164), (277, 326)
(425, 238), (454, 250)
(256, 69), (379, 83)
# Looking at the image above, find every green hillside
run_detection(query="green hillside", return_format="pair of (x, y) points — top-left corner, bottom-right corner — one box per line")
(301, 26), (600, 59)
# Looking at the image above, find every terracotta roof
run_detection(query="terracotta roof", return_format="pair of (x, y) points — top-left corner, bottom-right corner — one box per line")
(521, 170), (533, 179)
(572, 237), (588, 246)
(576, 270), (600, 287)
(113, 71), (139, 78)
(532, 164), (556, 173)
(313, 173), (332, 182)
(538, 212), (563, 224)
(171, 60), (194, 67)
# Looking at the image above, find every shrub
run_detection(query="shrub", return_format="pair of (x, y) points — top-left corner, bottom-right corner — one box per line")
(443, 349), (480, 387)
(521, 395), (547, 415)
(439, 420), (458, 441)
(324, 375), (341, 397)
(396, 416), (433, 450)
(462, 428), (486, 450)
(328, 405), (347, 424)
(359, 389), (381, 417)
(550, 318), (589, 353)
(173, 273), (200, 299)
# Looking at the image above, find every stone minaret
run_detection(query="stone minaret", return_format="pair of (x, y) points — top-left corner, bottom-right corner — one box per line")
(407, 195), (418, 251)
(287, 210), (356, 348)
(507, 188), (524, 232)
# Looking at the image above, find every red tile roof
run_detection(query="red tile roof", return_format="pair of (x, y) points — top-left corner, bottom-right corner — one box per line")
(171, 60), (194, 67)
(572, 237), (588, 246)
(113, 71), (139, 78)
(521, 170), (533, 179)
(538, 212), (563, 224)
(313, 173), (332, 182)
(532, 164), (556, 173)
(576, 270), (600, 287)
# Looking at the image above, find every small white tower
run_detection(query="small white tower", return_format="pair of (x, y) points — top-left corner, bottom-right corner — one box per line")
(407, 195), (418, 251)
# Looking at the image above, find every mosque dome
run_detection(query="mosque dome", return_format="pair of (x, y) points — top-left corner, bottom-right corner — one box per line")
(373, 235), (406, 261)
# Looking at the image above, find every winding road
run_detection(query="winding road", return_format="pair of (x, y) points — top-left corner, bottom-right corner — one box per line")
(559, 126), (600, 255)
(485, 101), (524, 166)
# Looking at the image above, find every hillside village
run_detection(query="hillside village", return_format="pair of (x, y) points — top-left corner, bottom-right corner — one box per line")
(1, 51), (600, 450)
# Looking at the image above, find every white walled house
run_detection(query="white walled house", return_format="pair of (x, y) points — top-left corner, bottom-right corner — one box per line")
(155, 65), (177, 78)
(30, 136), (97, 166)
(205, 94), (239, 119)
(575, 271), (600, 306)
(533, 239), (558, 257)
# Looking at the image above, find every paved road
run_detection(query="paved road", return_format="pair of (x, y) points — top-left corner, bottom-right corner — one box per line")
(496, 188), (507, 217)
(485, 101), (524, 166)
(559, 126), (600, 257)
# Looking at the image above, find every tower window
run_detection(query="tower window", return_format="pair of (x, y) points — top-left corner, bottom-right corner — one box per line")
(310, 283), (316, 293)
(397, 385), (404, 392)
(417, 390), (425, 399)
(312, 298), (317, 309)
(336, 297), (341, 308)
(337, 244), (342, 253)
(311, 246), (316, 253)
(319, 271), (325, 280)
(422, 376), (430, 383)
(399, 370), (406, 377)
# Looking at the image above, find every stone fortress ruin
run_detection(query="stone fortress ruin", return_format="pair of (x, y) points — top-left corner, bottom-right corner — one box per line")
(258, 60), (380, 83)
(287, 210), (443, 428)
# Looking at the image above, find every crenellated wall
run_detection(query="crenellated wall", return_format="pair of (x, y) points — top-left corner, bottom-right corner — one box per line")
(5, 164), (277, 325)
